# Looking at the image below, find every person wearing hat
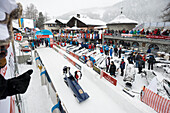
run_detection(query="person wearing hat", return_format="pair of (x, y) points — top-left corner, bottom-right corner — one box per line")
(109, 61), (116, 77)
(0, 0), (33, 103)
(120, 59), (125, 76)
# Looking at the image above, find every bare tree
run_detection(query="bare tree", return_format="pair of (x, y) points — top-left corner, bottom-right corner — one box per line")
(161, 2), (170, 22)
(23, 3), (38, 20)
(44, 12), (51, 22)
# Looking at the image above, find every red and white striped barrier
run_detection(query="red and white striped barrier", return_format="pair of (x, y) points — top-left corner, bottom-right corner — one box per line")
(141, 87), (170, 113)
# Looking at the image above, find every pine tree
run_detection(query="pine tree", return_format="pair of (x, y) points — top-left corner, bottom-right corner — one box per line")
(36, 12), (45, 29)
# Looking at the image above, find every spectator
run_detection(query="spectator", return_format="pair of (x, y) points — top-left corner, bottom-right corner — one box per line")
(120, 59), (125, 76)
(114, 46), (118, 56)
(100, 47), (103, 55)
(148, 55), (156, 70)
(109, 61), (116, 77)
(105, 57), (110, 72)
(110, 48), (113, 58)
(118, 48), (122, 58)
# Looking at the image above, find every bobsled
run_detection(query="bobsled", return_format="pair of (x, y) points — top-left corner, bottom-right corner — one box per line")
(63, 66), (89, 103)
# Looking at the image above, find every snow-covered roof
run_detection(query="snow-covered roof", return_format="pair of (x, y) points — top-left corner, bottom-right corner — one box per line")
(44, 19), (56, 24)
(107, 14), (138, 25)
(74, 16), (106, 26)
(56, 19), (68, 24)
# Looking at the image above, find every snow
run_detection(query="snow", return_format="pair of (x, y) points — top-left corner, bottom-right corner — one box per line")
(18, 63), (53, 113)
(57, 19), (68, 24)
(44, 19), (57, 24)
(36, 47), (156, 113)
(107, 14), (138, 24)
(74, 16), (106, 26)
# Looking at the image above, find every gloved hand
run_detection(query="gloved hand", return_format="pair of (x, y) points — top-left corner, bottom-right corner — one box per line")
(0, 69), (33, 99)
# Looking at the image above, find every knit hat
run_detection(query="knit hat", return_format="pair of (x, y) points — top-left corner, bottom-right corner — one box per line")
(0, 1), (22, 46)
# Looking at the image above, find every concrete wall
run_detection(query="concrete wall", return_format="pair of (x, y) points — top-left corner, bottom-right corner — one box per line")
(104, 36), (170, 53)
(107, 24), (136, 30)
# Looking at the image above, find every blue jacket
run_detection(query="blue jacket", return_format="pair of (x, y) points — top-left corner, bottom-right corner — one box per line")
(105, 46), (109, 51)
(89, 56), (96, 64)
(110, 48), (113, 55)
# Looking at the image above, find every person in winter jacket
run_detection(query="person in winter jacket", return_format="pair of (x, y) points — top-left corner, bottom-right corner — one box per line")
(148, 55), (156, 70)
(127, 54), (134, 64)
(105, 45), (109, 55)
(105, 57), (110, 72)
(140, 53), (146, 68)
(138, 60), (143, 74)
(120, 59), (125, 76)
(109, 61), (116, 77)
(74, 71), (82, 82)
(135, 53), (142, 68)
(118, 48), (122, 58)
(88, 44), (92, 51)
(147, 48), (151, 53)
(114, 46), (118, 56)
(100, 47), (103, 55)
(110, 48), (113, 58)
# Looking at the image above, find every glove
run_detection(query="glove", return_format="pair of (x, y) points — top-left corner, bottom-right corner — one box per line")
(0, 69), (33, 99)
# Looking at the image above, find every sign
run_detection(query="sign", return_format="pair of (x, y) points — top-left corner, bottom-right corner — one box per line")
(146, 35), (170, 40)
(14, 33), (23, 41)
(93, 66), (101, 75)
(36, 35), (53, 38)
(100, 70), (117, 86)
(121, 34), (133, 37)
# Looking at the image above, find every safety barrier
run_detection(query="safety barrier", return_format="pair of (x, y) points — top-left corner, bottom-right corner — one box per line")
(141, 87), (170, 113)
(100, 70), (117, 86)
(54, 45), (117, 86)
(35, 50), (63, 113)
(56, 33), (103, 39)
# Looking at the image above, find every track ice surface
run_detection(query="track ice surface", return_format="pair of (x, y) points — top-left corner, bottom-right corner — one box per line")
(36, 47), (156, 113)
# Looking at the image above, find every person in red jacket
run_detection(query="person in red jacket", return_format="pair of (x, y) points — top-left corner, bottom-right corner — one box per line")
(74, 71), (82, 82)
(88, 44), (92, 51)
(100, 47), (103, 55)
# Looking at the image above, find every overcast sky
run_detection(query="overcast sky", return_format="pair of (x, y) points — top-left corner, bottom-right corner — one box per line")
(16, 0), (121, 18)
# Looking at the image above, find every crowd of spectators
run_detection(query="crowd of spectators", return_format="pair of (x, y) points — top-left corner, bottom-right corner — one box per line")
(105, 28), (170, 36)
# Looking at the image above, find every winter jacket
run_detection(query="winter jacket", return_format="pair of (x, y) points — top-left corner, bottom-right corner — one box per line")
(114, 47), (118, 53)
(135, 54), (142, 61)
(106, 58), (110, 66)
(109, 64), (116, 75)
(0, 70), (32, 100)
(105, 46), (109, 51)
(110, 48), (113, 55)
(100, 48), (103, 53)
(148, 56), (156, 64)
(120, 61), (125, 69)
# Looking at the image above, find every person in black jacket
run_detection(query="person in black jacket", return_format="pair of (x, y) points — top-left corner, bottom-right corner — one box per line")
(120, 59), (125, 76)
(105, 57), (110, 72)
(109, 61), (116, 77)
(0, 44), (33, 100)
(118, 48), (122, 58)
(114, 46), (118, 56)
(148, 55), (156, 70)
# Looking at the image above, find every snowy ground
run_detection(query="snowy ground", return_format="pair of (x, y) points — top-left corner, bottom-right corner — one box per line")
(15, 42), (169, 113)
(15, 42), (53, 113)
(36, 47), (156, 113)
